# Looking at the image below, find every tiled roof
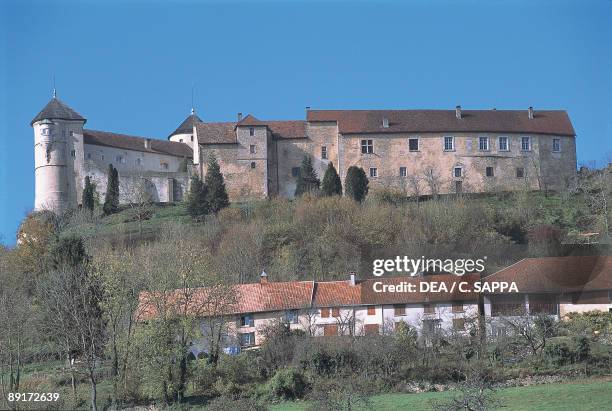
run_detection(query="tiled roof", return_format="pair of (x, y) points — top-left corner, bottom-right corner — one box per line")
(195, 122), (238, 145)
(307, 109), (575, 136)
(483, 255), (612, 294)
(84, 129), (192, 158)
(268, 121), (307, 139)
(31, 97), (86, 125)
(137, 274), (481, 320)
(236, 114), (266, 127)
(168, 112), (202, 138)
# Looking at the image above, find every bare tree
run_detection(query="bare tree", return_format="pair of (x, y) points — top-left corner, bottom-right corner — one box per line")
(407, 174), (422, 203)
(121, 174), (155, 235)
(423, 166), (443, 199)
(498, 312), (559, 357)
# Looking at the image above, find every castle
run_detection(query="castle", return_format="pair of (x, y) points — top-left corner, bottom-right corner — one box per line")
(31, 94), (577, 213)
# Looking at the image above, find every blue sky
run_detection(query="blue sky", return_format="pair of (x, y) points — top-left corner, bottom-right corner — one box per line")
(1, 0), (611, 245)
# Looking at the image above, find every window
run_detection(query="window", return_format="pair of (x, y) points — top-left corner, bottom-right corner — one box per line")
(422, 319), (441, 335)
(191, 136), (194, 142)
(100, 154), (105, 161)
(453, 318), (465, 331)
(86, 153), (92, 160)
(529, 294), (557, 315)
(320, 308), (330, 318)
(70, 131), (74, 136)
(444, 136), (454, 151)
(364, 324), (379, 336)
(179, 138), (183, 142)
(115, 155), (124, 163)
(498, 136), (509, 151)
(521, 137), (531, 151)
(161, 162), (169, 170)
(486, 166), (494, 177)
(454, 166), (463, 178)
(516, 167), (524, 178)
(361, 139), (373, 154)
(323, 324), (338, 336)
(291, 167), (301, 177)
(552, 138), (561, 152)
(283, 310), (299, 324)
(331, 307), (340, 318)
(452, 302), (464, 313)
(250, 161), (256, 169)
(136, 158), (142, 166)
(408, 138), (419, 151)
(321, 146), (328, 159)
(249, 127), (254, 136)
(239, 332), (255, 347)
(367, 306), (376, 316)
(423, 304), (435, 314)
(240, 314), (254, 327)
(42, 128), (49, 136)
(479, 137), (489, 151)
(70, 149), (76, 158)
(250, 145), (256, 154)
(394, 304), (406, 316)
(490, 294), (525, 317)
(369, 167), (378, 178)
(399, 167), (407, 177)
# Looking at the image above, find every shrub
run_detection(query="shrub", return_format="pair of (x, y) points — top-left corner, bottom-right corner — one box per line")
(295, 156), (320, 197)
(266, 367), (308, 400)
(204, 154), (230, 213)
(321, 162), (342, 196)
(344, 166), (369, 202)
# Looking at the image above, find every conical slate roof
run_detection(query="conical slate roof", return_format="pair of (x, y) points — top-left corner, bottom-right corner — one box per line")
(30, 97), (86, 126)
(168, 112), (202, 138)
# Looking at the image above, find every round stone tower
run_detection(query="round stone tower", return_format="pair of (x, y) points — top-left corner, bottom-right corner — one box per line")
(31, 93), (86, 213)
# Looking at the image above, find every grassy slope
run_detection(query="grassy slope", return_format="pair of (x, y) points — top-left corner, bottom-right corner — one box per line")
(272, 380), (612, 411)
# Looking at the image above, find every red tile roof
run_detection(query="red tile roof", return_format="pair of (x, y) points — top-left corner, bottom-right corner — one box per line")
(307, 109), (575, 136)
(483, 256), (612, 294)
(236, 114), (266, 127)
(84, 129), (192, 158)
(195, 122), (238, 145)
(267, 120), (307, 139)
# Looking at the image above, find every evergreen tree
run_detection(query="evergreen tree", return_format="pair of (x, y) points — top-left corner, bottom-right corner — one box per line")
(204, 155), (230, 213)
(82, 176), (95, 212)
(294, 156), (320, 197)
(321, 162), (343, 196)
(344, 166), (369, 202)
(186, 175), (209, 219)
(103, 164), (119, 215)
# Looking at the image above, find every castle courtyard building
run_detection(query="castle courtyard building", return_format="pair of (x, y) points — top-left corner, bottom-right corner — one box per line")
(31, 96), (577, 213)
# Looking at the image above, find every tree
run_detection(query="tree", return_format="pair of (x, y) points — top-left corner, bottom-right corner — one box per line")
(423, 165), (442, 199)
(82, 176), (95, 212)
(186, 175), (209, 220)
(344, 166), (369, 202)
(321, 162), (342, 196)
(122, 175), (155, 235)
(204, 155), (230, 214)
(39, 236), (106, 411)
(103, 164), (120, 215)
(295, 156), (320, 197)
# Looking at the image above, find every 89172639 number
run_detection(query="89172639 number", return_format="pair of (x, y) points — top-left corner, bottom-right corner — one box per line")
(7, 392), (60, 402)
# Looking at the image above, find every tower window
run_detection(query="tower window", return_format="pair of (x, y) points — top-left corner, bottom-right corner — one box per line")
(369, 167), (377, 178)
(486, 166), (494, 177)
(250, 145), (256, 154)
(249, 127), (255, 136)
(70, 150), (76, 158)
(552, 138), (561, 152)
(191, 135), (194, 142)
(408, 138), (419, 151)
(444, 136), (455, 151)
(361, 139), (373, 154)
(321, 146), (328, 159)
(291, 167), (300, 177)
(399, 167), (407, 177)
(516, 167), (525, 178)
(250, 161), (256, 169)
(86, 153), (92, 160)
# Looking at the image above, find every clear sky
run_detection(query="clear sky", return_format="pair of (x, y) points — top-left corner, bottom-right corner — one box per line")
(1, 0), (611, 245)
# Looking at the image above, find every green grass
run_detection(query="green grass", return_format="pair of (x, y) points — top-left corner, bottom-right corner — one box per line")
(272, 379), (612, 411)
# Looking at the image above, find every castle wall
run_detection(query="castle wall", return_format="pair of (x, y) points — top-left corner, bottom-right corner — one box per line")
(337, 132), (569, 195)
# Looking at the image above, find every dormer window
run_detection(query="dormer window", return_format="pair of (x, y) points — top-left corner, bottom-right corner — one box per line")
(249, 127), (255, 136)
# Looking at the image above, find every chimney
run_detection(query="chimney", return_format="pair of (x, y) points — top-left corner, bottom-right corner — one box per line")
(528, 106), (534, 119)
(260, 270), (268, 284)
(237, 112), (243, 122)
(144, 138), (151, 150)
(348, 271), (356, 286)
(382, 117), (389, 128)
(455, 105), (462, 119)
